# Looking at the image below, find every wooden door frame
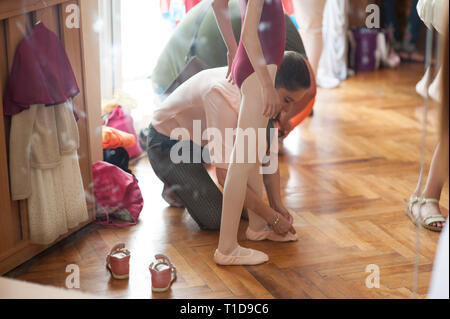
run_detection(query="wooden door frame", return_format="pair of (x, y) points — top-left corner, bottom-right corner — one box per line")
(80, 0), (103, 164)
(98, 0), (122, 101)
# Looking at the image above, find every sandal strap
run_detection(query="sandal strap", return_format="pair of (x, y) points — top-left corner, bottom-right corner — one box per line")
(419, 198), (440, 205)
(417, 198), (444, 226)
(155, 254), (173, 267)
(107, 243), (130, 263)
(423, 215), (446, 226)
(406, 196), (420, 212)
(107, 243), (124, 263)
(151, 254), (176, 274)
(110, 243), (126, 255)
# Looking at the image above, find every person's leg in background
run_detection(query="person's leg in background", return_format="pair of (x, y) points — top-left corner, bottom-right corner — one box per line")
(415, 0), (444, 101)
(404, 0), (421, 50)
(399, 0), (425, 62)
(292, 0), (327, 77)
(382, 0), (401, 50)
(408, 142), (447, 231)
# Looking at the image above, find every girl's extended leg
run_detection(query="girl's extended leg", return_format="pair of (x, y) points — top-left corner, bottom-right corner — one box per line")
(410, 142), (447, 229)
(215, 65), (277, 265)
(293, 0), (327, 75)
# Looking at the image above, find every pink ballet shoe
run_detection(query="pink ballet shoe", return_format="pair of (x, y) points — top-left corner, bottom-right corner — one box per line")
(150, 254), (177, 293)
(213, 246), (269, 266)
(246, 227), (298, 242)
(106, 243), (131, 280)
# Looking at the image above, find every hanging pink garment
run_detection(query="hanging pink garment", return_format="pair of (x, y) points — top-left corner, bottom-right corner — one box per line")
(3, 23), (79, 116)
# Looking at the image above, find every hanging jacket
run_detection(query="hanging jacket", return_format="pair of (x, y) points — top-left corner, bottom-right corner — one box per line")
(9, 100), (79, 201)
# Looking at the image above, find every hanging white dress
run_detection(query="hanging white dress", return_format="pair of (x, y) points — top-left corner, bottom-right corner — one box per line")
(9, 100), (88, 245)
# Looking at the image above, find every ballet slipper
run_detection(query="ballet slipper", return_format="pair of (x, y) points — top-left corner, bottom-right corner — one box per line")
(246, 226), (298, 242)
(213, 246), (269, 266)
(429, 68), (442, 103)
(416, 67), (431, 99)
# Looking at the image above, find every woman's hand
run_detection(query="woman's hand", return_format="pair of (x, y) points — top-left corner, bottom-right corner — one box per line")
(272, 214), (296, 236)
(273, 205), (294, 224)
(262, 85), (281, 119)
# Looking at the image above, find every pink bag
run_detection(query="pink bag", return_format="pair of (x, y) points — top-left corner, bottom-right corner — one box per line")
(93, 161), (143, 227)
(103, 106), (142, 158)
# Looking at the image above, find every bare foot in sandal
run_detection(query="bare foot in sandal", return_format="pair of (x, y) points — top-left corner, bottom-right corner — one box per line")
(407, 196), (446, 231)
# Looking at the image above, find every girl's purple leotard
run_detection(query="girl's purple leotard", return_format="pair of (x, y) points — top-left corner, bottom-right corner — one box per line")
(231, 0), (286, 89)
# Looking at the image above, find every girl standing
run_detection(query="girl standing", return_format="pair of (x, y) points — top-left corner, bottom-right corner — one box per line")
(212, 0), (294, 265)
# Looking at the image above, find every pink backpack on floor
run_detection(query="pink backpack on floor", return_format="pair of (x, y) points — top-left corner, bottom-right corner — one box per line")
(103, 106), (143, 158)
(93, 161), (143, 227)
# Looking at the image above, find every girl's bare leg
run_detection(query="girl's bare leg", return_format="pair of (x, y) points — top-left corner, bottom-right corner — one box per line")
(411, 142), (447, 229)
(214, 66), (277, 265)
(293, 0), (327, 75)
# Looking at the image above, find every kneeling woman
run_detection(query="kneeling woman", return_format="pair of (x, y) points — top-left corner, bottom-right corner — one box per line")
(147, 52), (311, 243)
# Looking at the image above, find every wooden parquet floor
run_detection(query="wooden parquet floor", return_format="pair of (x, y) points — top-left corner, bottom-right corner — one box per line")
(6, 63), (449, 299)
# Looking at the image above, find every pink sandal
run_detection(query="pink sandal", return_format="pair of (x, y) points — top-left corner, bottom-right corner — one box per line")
(149, 254), (177, 292)
(106, 243), (131, 280)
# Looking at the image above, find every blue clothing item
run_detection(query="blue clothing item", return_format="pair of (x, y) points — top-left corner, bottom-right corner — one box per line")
(382, 0), (422, 51)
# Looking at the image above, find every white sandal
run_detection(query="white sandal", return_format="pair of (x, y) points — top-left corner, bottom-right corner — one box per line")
(405, 197), (446, 232)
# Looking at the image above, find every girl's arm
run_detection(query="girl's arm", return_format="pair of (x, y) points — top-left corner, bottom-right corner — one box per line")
(262, 167), (294, 223)
(212, 0), (238, 81)
(241, 0), (280, 118)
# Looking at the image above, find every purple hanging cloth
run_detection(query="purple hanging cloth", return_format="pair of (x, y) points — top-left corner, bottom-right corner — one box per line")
(3, 23), (80, 117)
